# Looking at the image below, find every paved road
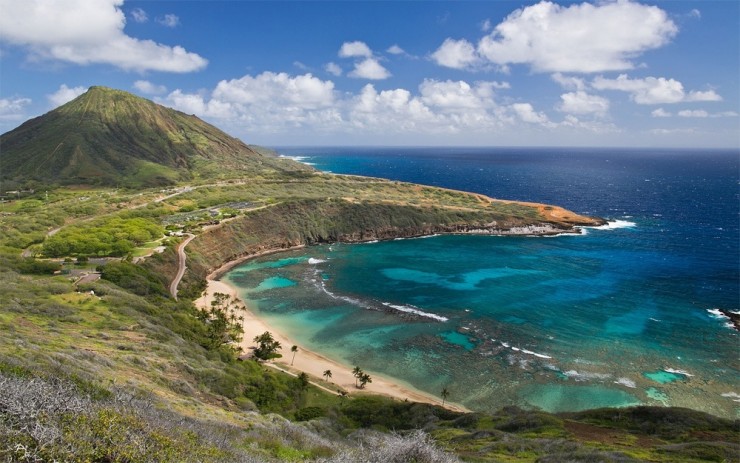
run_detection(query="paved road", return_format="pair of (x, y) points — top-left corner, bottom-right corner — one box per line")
(169, 233), (195, 300)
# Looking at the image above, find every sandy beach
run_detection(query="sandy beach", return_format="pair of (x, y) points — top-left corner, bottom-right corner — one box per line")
(195, 263), (469, 413)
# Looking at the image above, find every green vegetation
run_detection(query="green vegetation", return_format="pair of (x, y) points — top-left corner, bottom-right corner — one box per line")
(0, 86), (311, 188)
(100, 261), (168, 296)
(42, 217), (164, 257)
(441, 387), (451, 406)
(198, 292), (246, 352)
(253, 331), (283, 361)
(1, 87), (734, 462)
(290, 344), (299, 365)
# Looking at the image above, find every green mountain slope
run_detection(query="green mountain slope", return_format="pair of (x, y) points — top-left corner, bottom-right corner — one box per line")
(0, 86), (309, 187)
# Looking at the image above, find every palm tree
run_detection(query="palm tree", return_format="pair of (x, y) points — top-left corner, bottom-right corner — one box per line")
(252, 331), (281, 361)
(290, 345), (298, 365)
(253, 331), (274, 344)
(323, 369), (332, 382)
(359, 373), (372, 389)
(352, 366), (363, 387)
(441, 387), (450, 406)
(297, 372), (310, 389)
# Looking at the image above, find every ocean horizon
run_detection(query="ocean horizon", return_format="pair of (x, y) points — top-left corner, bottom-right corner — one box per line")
(225, 147), (739, 418)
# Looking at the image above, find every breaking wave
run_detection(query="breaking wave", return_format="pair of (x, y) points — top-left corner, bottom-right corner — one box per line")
(381, 302), (448, 322)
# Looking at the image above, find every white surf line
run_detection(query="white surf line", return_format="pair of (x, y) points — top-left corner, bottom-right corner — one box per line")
(381, 302), (448, 322)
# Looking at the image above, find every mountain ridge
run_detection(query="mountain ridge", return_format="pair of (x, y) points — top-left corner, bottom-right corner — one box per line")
(0, 86), (309, 188)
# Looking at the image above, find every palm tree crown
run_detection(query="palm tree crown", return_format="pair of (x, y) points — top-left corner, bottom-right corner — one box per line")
(290, 345), (298, 365)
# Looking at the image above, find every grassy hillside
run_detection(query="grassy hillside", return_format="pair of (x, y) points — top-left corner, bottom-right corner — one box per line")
(1, 87), (735, 461)
(0, 87), (310, 188)
(1, 183), (736, 462)
(1, 254), (736, 462)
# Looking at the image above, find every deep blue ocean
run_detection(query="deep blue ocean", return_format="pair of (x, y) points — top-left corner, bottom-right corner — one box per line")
(226, 147), (739, 417)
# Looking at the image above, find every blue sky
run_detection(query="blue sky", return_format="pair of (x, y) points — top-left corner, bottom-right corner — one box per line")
(1, 0), (738, 148)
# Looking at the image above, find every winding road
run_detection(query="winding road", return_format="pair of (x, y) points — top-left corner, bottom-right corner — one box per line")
(169, 233), (195, 300)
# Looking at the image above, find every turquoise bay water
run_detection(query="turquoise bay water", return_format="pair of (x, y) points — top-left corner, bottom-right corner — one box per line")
(226, 148), (739, 418)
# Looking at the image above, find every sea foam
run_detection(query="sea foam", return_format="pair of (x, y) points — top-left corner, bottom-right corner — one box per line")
(381, 302), (448, 322)
(313, 269), (447, 322)
(496, 340), (552, 359)
(707, 309), (735, 329)
(279, 155), (316, 165)
(664, 368), (694, 377)
(586, 219), (637, 230)
(614, 377), (637, 388)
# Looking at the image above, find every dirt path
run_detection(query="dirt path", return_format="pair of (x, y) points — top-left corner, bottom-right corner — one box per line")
(169, 233), (195, 300)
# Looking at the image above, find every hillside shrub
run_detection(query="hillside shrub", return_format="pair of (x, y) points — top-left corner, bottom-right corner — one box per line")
(42, 217), (164, 257)
(100, 261), (168, 297)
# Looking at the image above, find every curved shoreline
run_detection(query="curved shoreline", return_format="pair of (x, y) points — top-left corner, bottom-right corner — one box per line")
(202, 222), (590, 281)
(196, 251), (471, 413)
(190, 212), (601, 413)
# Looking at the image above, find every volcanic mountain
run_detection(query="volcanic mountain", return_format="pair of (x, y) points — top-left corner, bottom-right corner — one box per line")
(0, 86), (308, 187)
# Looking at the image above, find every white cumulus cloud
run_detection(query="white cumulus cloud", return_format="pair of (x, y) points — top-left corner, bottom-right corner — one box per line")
(678, 109), (708, 118)
(0, 96), (32, 120)
(551, 73), (587, 91)
(476, 0), (677, 73)
(651, 108), (672, 118)
(348, 58), (391, 80)
(161, 72), (341, 134)
(685, 90), (722, 102)
(47, 84), (86, 107)
(293, 61), (310, 71)
(339, 41), (373, 58)
(510, 103), (551, 125)
(349, 83), (483, 135)
(325, 62), (343, 76)
(157, 14), (180, 28)
(133, 80), (167, 95)
(557, 91), (609, 116)
(419, 79), (495, 109)
(131, 7), (148, 23)
(159, 72), (628, 143)
(213, 72), (335, 108)
(430, 38), (479, 70)
(592, 74), (722, 104)
(338, 41), (390, 80)
(387, 44), (405, 55)
(0, 0), (207, 73)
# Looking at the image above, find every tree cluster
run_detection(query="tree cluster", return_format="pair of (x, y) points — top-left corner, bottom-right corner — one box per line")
(352, 366), (372, 389)
(197, 292), (246, 352)
(252, 331), (282, 361)
(42, 217), (164, 257)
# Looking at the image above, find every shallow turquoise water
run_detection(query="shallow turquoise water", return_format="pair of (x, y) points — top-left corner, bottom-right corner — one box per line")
(226, 232), (738, 418)
(441, 331), (475, 351)
(644, 371), (688, 384)
(252, 276), (296, 292)
(225, 148), (739, 418)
